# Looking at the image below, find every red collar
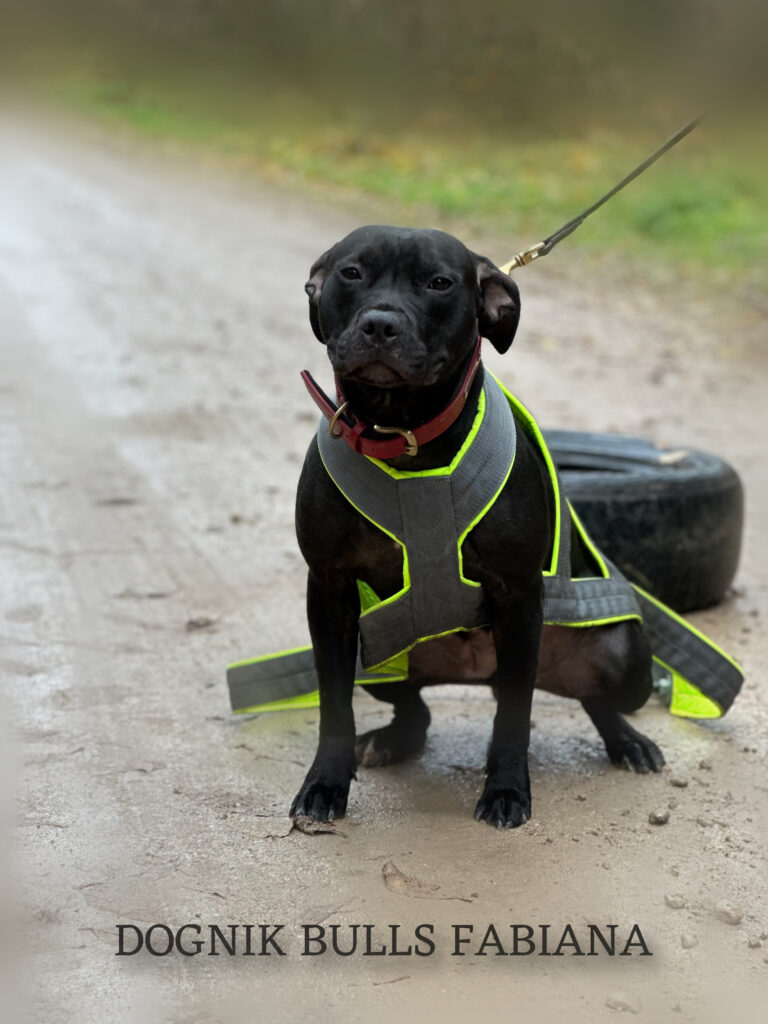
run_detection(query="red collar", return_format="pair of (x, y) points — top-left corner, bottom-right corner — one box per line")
(301, 337), (483, 459)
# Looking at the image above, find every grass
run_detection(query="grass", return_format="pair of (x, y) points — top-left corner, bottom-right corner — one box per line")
(45, 73), (768, 289)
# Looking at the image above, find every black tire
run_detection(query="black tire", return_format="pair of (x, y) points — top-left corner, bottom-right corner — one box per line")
(543, 430), (744, 613)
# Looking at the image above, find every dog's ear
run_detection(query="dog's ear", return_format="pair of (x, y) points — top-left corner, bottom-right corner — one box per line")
(474, 255), (521, 354)
(305, 247), (334, 343)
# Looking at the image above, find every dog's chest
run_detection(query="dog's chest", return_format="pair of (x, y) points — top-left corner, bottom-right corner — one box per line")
(350, 519), (407, 599)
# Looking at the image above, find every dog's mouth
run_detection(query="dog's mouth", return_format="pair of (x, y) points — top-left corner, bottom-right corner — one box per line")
(345, 361), (408, 388)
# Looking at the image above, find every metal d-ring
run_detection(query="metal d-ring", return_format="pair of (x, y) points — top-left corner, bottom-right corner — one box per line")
(328, 401), (350, 439)
(373, 423), (419, 457)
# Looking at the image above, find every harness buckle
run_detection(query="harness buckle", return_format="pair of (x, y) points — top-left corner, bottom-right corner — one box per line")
(373, 423), (419, 457)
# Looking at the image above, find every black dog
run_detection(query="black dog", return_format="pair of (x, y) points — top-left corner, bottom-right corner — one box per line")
(290, 225), (663, 828)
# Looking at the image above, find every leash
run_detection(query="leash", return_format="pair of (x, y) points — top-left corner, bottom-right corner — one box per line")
(500, 116), (703, 273)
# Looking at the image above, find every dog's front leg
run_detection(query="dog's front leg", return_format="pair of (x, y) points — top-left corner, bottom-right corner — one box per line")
(289, 569), (359, 821)
(475, 582), (543, 829)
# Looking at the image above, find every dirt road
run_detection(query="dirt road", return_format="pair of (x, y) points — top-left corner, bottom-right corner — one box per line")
(2, 113), (766, 1024)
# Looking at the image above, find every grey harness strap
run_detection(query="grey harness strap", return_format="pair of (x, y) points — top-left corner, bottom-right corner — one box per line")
(227, 647), (403, 712)
(541, 470), (642, 625)
(318, 376), (516, 668)
(228, 649), (318, 710)
(633, 588), (743, 711)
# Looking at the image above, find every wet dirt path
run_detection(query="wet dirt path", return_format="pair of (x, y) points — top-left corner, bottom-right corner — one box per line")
(1, 114), (766, 1023)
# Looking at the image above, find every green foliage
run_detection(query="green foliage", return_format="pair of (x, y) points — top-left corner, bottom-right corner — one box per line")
(53, 75), (766, 285)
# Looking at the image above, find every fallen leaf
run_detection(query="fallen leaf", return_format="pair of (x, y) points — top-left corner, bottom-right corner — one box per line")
(292, 816), (347, 837)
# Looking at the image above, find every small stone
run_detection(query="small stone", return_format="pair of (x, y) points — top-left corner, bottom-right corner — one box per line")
(681, 933), (698, 949)
(185, 616), (216, 632)
(713, 901), (744, 925)
(696, 816), (712, 827)
(649, 809), (670, 825)
(698, 758), (713, 770)
(669, 776), (689, 788)
(747, 936), (762, 949)
(665, 894), (687, 910)
(668, 798), (678, 810)
(605, 992), (640, 1014)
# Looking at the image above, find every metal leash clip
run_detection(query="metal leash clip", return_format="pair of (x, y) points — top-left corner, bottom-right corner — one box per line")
(501, 241), (546, 274)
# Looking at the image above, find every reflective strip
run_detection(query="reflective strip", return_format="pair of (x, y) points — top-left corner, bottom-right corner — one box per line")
(670, 678), (723, 719)
(652, 658), (724, 719)
(493, 376), (563, 576)
(236, 690), (321, 714)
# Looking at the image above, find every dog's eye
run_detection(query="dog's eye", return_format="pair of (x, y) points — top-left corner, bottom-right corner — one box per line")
(340, 266), (362, 281)
(428, 276), (453, 291)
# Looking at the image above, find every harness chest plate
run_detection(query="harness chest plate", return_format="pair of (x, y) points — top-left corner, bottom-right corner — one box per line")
(318, 374), (641, 671)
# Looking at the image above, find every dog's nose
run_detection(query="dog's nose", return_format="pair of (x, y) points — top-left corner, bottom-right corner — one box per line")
(359, 310), (403, 343)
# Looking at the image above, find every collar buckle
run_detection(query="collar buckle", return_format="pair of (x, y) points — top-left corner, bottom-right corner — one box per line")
(372, 424), (419, 457)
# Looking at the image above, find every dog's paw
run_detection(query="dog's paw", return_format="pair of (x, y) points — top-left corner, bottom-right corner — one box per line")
(355, 723), (426, 767)
(474, 783), (531, 829)
(606, 721), (665, 774)
(290, 763), (354, 821)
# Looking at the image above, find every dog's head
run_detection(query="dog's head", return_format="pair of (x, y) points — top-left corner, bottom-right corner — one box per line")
(305, 225), (520, 389)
